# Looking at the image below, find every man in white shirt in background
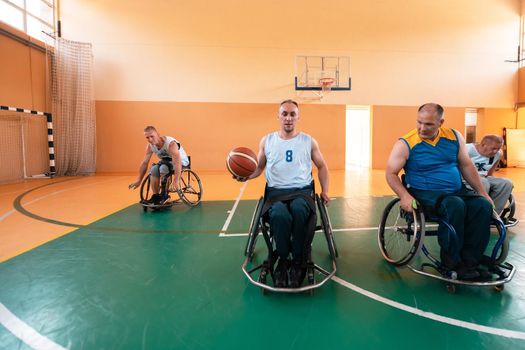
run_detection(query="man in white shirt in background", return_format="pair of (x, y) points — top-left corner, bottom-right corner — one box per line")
(466, 134), (515, 225)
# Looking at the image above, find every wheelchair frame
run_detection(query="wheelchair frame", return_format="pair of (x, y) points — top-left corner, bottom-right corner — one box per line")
(242, 190), (338, 294)
(378, 197), (516, 292)
(140, 157), (203, 211)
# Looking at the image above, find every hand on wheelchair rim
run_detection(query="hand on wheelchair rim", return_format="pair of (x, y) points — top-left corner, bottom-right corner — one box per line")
(128, 182), (140, 190)
(320, 192), (330, 205)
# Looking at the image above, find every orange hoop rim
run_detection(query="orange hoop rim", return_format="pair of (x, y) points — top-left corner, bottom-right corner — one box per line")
(319, 77), (336, 87)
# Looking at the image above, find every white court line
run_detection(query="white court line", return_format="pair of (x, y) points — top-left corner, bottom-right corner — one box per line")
(0, 177), (126, 349)
(331, 276), (525, 340)
(0, 303), (67, 349)
(218, 182), (248, 236)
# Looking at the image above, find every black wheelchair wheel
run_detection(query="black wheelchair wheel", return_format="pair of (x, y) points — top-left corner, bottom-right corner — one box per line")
(316, 194), (338, 259)
(245, 197), (264, 259)
(140, 174), (152, 203)
(178, 169), (203, 206)
(378, 197), (425, 266)
(492, 216), (509, 265)
(505, 194), (516, 221)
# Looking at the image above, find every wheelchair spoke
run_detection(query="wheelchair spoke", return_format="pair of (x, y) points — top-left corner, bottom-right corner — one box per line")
(378, 198), (423, 266)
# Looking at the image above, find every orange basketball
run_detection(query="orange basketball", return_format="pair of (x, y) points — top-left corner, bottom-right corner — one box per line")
(227, 147), (258, 178)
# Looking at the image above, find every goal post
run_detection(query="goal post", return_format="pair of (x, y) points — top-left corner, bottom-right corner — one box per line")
(0, 105), (55, 183)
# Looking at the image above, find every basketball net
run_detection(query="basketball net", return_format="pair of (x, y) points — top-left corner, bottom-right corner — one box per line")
(317, 77), (335, 98)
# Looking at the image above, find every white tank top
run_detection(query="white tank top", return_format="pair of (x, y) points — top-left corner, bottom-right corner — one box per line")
(467, 143), (501, 177)
(149, 136), (189, 166)
(264, 132), (313, 188)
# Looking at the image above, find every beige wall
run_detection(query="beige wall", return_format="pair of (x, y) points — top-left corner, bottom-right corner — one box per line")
(477, 108), (517, 137)
(96, 101), (345, 172)
(371, 106), (466, 169)
(3, 1), (523, 174)
(0, 22), (49, 111)
(61, 0), (520, 107)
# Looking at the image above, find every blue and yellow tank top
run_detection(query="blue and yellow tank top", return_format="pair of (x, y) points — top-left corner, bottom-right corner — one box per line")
(401, 127), (462, 192)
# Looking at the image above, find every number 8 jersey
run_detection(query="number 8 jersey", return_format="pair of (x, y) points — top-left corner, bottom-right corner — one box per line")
(264, 132), (313, 189)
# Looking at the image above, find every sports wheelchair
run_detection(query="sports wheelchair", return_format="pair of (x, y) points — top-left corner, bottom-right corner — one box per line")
(140, 157), (203, 211)
(378, 191), (516, 293)
(242, 183), (338, 294)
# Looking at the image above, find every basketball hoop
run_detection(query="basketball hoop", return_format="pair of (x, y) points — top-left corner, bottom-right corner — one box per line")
(319, 77), (336, 93)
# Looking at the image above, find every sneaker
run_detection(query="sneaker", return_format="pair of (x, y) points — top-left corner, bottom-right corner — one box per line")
(148, 193), (160, 205)
(143, 193), (161, 205)
(475, 267), (493, 281)
(159, 195), (171, 205)
(289, 262), (307, 288)
(456, 262), (480, 280)
(273, 258), (289, 288)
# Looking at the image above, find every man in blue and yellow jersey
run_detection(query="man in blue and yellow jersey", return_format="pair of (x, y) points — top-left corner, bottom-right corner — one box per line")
(386, 103), (494, 279)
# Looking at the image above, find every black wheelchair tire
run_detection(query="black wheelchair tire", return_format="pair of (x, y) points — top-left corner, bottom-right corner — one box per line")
(507, 194), (516, 220)
(178, 169), (203, 206)
(492, 219), (509, 265)
(245, 197), (264, 258)
(378, 197), (425, 266)
(316, 194), (338, 259)
(139, 174), (152, 203)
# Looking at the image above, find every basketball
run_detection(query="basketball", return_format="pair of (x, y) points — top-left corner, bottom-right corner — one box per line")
(227, 147), (258, 178)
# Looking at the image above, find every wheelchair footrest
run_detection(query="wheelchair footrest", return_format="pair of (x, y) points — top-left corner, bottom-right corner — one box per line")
(242, 258), (336, 293)
(408, 262), (516, 287)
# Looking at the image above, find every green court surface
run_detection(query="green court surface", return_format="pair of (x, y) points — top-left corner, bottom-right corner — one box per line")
(1, 197), (525, 349)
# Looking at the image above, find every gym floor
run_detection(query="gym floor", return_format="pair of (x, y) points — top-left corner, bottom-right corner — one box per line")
(0, 168), (524, 349)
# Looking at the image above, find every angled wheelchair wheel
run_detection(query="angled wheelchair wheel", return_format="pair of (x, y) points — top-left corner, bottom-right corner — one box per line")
(245, 197), (264, 259)
(178, 169), (203, 206)
(316, 194), (338, 259)
(491, 216), (509, 265)
(378, 198), (425, 266)
(139, 174), (153, 211)
(502, 194), (516, 222)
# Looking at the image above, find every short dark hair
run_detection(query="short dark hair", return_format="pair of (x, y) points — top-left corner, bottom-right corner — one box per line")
(418, 103), (444, 119)
(144, 126), (157, 133)
(481, 134), (503, 145)
(280, 99), (299, 108)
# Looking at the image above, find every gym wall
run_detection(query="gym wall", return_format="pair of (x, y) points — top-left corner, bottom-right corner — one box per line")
(1, 1), (523, 172)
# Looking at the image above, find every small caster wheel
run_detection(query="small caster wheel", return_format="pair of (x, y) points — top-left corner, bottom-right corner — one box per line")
(446, 283), (456, 293)
(143, 206), (148, 212)
(494, 284), (504, 292)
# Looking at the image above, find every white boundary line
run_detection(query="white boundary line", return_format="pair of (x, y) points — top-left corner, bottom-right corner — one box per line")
(0, 303), (67, 349)
(0, 177), (124, 349)
(331, 276), (525, 340)
(218, 182), (247, 236)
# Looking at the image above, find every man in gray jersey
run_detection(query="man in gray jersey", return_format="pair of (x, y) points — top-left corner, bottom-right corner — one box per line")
(466, 134), (515, 224)
(237, 100), (330, 288)
(129, 126), (189, 204)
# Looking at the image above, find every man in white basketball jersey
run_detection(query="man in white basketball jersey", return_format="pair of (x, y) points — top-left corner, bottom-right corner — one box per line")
(239, 100), (330, 288)
(129, 126), (189, 204)
(466, 134), (515, 224)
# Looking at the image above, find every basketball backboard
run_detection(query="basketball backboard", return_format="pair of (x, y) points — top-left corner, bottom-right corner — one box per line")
(295, 55), (351, 91)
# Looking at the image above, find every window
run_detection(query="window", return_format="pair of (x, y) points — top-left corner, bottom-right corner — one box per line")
(0, 0), (55, 43)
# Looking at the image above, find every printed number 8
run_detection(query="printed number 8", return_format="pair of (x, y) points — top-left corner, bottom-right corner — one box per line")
(286, 150), (293, 162)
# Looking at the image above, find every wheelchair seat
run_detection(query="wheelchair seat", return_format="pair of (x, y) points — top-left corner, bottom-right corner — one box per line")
(377, 178), (516, 293)
(242, 182), (337, 294)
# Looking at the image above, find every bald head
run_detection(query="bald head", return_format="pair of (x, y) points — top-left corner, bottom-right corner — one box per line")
(418, 103), (444, 121)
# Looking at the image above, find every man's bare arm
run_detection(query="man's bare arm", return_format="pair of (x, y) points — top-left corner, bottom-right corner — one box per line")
(385, 140), (414, 211)
(311, 138), (330, 204)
